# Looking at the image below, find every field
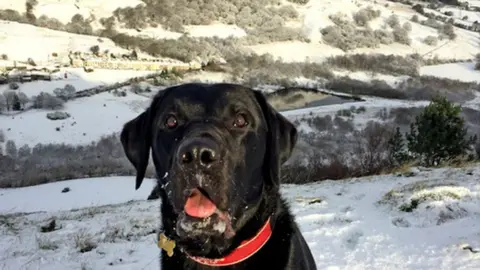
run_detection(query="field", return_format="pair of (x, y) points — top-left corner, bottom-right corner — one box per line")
(1, 166), (479, 269)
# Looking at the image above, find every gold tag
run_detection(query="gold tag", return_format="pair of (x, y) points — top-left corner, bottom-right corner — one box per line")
(158, 233), (176, 257)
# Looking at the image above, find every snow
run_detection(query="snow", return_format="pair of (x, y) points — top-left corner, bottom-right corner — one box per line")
(0, 83), (436, 147)
(1, 166), (479, 269)
(183, 71), (232, 84)
(247, 0), (480, 62)
(0, 62), (477, 147)
(464, 91), (480, 110)
(441, 7), (480, 24)
(0, 176), (157, 214)
(246, 41), (344, 63)
(0, 68), (159, 98)
(117, 26), (182, 40)
(281, 95), (430, 119)
(0, 91), (150, 146)
(0, 0), (144, 26)
(420, 62), (480, 83)
(332, 70), (409, 87)
(120, 24), (248, 40)
(0, 20), (131, 63)
(1, 0), (477, 64)
(185, 24), (247, 38)
(464, 0), (480, 8)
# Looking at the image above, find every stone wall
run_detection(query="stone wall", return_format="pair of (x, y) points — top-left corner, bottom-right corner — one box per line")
(70, 58), (201, 71)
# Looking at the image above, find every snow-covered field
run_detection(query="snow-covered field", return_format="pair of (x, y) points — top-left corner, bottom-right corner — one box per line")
(0, 176), (157, 214)
(420, 62), (480, 83)
(0, 91), (150, 146)
(0, 85), (435, 147)
(0, 0), (143, 26)
(0, 68), (159, 98)
(0, 0), (479, 64)
(245, 0), (480, 62)
(0, 67), (160, 146)
(0, 166), (479, 269)
(0, 20), (131, 63)
(465, 0), (480, 8)
(1, 69), (479, 147)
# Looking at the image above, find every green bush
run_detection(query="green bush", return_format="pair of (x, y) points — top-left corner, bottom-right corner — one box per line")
(406, 96), (477, 166)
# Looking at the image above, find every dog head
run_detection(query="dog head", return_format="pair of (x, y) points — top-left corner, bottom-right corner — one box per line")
(120, 83), (297, 257)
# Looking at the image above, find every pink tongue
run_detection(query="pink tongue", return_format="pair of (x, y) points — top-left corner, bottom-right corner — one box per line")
(184, 189), (217, 218)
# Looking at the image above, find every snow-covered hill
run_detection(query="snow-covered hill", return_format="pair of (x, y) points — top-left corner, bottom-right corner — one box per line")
(0, 165), (479, 269)
(1, 61), (480, 147)
(0, 0), (143, 26)
(0, 91), (150, 146)
(0, 0), (479, 63)
(0, 20), (131, 63)
(247, 0), (480, 62)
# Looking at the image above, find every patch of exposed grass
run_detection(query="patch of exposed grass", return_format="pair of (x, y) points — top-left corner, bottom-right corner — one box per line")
(398, 187), (466, 212)
(74, 230), (97, 253)
(36, 236), (59, 250)
(399, 199), (419, 212)
(0, 214), (20, 234)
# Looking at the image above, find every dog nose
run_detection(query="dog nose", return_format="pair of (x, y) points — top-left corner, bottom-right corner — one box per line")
(177, 137), (219, 167)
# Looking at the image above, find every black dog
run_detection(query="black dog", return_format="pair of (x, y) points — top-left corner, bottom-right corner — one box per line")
(121, 83), (317, 269)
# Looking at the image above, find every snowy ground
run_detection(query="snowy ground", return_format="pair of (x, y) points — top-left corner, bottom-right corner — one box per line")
(420, 62), (480, 83)
(2, 75), (479, 147)
(0, 20), (131, 63)
(0, 177), (157, 214)
(0, 166), (479, 269)
(0, 0), (143, 26)
(1, 0), (479, 64)
(0, 84), (435, 147)
(0, 67), (161, 146)
(0, 91), (150, 146)
(465, 0), (480, 8)
(0, 68), (159, 98)
(245, 0), (480, 62)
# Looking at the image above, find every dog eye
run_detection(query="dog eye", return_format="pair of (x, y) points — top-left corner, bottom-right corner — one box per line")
(165, 114), (178, 129)
(233, 113), (248, 128)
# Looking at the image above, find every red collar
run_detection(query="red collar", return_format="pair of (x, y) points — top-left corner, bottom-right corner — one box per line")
(186, 217), (273, 267)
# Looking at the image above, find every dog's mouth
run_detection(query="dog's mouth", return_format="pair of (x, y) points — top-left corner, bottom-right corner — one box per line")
(176, 188), (235, 239)
(184, 188), (217, 218)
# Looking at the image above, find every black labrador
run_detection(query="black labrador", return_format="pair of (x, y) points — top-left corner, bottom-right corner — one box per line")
(120, 83), (317, 269)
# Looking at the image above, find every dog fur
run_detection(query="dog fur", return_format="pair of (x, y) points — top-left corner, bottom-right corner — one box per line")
(120, 83), (317, 269)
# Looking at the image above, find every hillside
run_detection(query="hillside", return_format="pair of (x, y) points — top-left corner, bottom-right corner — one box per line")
(0, 0), (478, 183)
(0, 0), (479, 62)
(0, 165), (479, 269)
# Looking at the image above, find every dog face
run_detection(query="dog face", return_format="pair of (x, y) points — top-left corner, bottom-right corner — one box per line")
(120, 83), (297, 257)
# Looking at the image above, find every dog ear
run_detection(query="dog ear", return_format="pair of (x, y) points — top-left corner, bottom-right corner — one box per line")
(120, 108), (153, 190)
(253, 90), (298, 185)
(120, 89), (170, 190)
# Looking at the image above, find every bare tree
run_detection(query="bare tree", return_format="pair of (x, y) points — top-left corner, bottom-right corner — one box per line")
(5, 140), (17, 159)
(353, 121), (394, 175)
(43, 94), (64, 110)
(3, 91), (16, 111)
(0, 94), (6, 112)
(53, 84), (76, 101)
(16, 92), (29, 109)
(18, 144), (31, 159)
(33, 92), (64, 109)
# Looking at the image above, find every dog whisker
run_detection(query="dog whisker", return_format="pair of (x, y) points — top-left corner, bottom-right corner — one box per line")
(160, 181), (169, 189)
